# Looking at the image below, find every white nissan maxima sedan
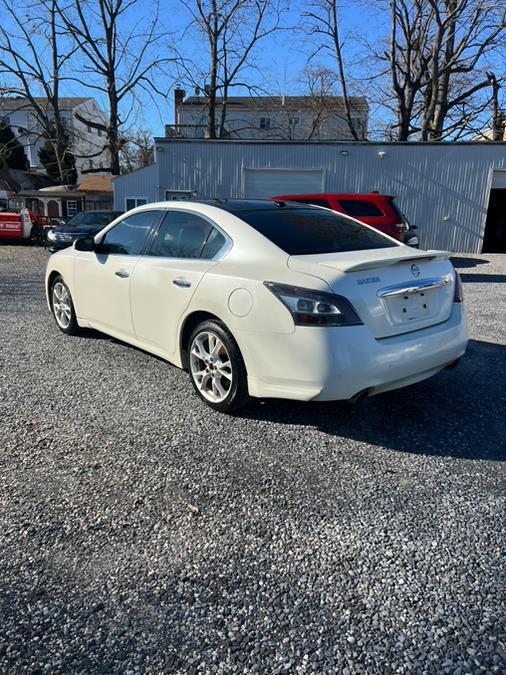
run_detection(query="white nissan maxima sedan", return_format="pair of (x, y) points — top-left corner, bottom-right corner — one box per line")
(45, 200), (468, 412)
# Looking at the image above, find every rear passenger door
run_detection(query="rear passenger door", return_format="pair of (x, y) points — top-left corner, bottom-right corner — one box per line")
(130, 209), (229, 355)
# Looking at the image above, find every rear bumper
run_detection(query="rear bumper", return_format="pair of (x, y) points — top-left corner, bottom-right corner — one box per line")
(242, 303), (468, 401)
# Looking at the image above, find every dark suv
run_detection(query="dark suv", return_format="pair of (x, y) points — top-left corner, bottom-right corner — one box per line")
(47, 210), (123, 253)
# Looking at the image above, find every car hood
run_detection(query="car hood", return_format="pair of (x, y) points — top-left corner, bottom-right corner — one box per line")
(52, 225), (103, 235)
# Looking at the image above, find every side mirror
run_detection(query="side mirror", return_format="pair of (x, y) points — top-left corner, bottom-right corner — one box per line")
(74, 236), (95, 252)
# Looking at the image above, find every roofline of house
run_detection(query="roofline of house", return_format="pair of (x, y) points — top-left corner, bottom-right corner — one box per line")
(154, 137), (506, 146)
(18, 189), (84, 198)
(0, 96), (96, 112)
(111, 164), (157, 180)
(180, 101), (369, 111)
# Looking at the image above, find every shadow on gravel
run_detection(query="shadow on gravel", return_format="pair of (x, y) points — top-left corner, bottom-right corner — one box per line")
(450, 256), (489, 268)
(460, 273), (506, 283)
(240, 339), (506, 461)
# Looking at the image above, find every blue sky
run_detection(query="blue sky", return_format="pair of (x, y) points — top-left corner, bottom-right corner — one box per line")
(2, 0), (504, 139)
(50, 0), (389, 136)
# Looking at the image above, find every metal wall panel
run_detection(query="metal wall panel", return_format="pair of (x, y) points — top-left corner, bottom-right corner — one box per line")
(243, 167), (324, 196)
(117, 141), (506, 252)
(113, 164), (159, 211)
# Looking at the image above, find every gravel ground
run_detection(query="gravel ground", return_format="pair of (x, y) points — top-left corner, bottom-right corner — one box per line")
(0, 246), (504, 674)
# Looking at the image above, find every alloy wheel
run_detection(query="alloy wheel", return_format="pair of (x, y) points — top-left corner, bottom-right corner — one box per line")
(190, 331), (233, 403)
(52, 282), (72, 329)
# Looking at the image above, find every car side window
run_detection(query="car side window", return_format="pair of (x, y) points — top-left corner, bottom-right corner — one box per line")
(201, 227), (227, 259)
(339, 200), (384, 217)
(148, 210), (215, 259)
(99, 210), (161, 255)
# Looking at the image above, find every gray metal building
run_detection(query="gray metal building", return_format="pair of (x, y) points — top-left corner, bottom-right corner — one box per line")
(113, 139), (506, 253)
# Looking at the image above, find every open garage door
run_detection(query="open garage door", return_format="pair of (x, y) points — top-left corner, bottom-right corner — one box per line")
(243, 168), (324, 198)
(483, 171), (506, 253)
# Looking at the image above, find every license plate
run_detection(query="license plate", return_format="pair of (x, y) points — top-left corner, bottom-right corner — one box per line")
(388, 291), (432, 323)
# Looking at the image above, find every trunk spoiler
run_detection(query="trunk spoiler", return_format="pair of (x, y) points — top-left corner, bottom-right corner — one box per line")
(320, 250), (451, 273)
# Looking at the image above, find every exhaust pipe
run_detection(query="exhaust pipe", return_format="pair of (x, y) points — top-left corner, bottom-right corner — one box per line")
(347, 388), (374, 405)
(444, 358), (461, 371)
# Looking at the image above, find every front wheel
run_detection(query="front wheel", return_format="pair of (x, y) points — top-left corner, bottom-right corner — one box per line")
(188, 320), (250, 413)
(50, 275), (81, 335)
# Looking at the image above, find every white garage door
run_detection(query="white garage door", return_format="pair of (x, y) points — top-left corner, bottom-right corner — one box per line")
(243, 168), (324, 198)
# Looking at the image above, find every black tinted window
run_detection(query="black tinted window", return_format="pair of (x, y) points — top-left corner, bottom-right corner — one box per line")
(201, 228), (227, 259)
(148, 211), (212, 258)
(339, 199), (383, 217)
(238, 206), (398, 255)
(99, 211), (160, 255)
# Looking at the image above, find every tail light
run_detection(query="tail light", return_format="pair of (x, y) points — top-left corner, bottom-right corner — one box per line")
(453, 270), (464, 302)
(264, 282), (363, 327)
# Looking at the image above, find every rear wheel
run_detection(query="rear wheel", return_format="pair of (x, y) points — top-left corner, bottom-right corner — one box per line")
(188, 320), (249, 413)
(50, 275), (81, 335)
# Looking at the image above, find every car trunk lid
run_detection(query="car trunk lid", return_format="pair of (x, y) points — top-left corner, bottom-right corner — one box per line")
(288, 248), (455, 338)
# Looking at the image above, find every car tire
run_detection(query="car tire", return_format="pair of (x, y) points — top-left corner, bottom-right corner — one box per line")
(188, 320), (250, 413)
(50, 275), (81, 335)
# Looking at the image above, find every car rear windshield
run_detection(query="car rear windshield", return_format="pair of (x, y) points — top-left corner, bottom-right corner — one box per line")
(237, 206), (398, 255)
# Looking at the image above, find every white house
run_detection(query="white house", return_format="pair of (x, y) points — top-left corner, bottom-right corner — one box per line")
(170, 90), (369, 141)
(0, 96), (110, 179)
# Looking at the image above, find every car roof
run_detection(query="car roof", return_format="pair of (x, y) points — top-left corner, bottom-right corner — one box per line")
(190, 198), (314, 212)
(273, 193), (395, 201)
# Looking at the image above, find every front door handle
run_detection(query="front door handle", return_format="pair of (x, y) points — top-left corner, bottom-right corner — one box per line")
(115, 270), (129, 278)
(173, 278), (191, 288)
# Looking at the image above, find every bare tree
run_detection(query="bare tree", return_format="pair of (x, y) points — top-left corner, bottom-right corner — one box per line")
(488, 72), (504, 141)
(57, 0), (172, 174)
(304, 0), (363, 140)
(375, 0), (505, 140)
(0, 0), (77, 182)
(384, 0), (434, 140)
(420, 0), (505, 140)
(120, 130), (154, 173)
(178, 0), (287, 139)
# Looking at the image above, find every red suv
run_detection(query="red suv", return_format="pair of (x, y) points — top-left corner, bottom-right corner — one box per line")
(273, 193), (418, 246)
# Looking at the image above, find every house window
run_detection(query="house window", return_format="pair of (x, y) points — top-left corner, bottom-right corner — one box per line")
(89, 159), (94, 169)
(289, 116), (300, 125)
(87, 124), (91, 133)
(67, 200), (78, 216)
(126, 197), (148, 211)
(97, 129), (102, 137)
(260, 117), (271, 130)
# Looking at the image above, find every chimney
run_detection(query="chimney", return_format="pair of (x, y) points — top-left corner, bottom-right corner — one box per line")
(174, 87), (185, 134)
